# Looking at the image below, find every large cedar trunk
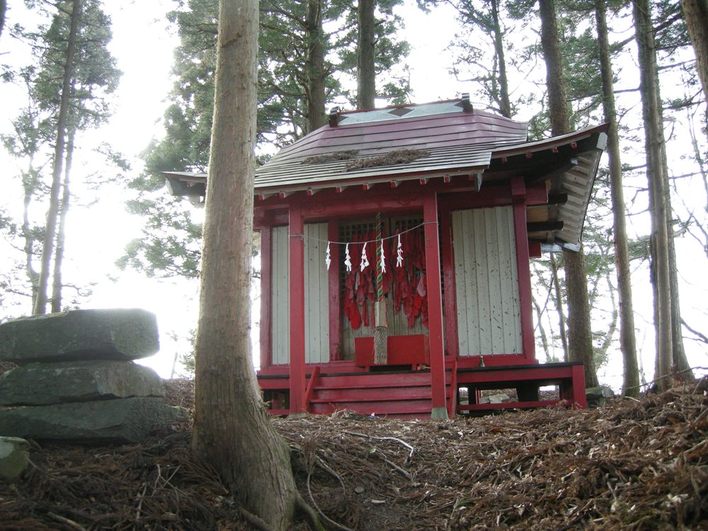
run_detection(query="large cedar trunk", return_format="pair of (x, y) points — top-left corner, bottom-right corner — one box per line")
(357, 0), (376, 110)
(538, 0), (598, 388)
(633, 0), (675, 391)
(490, 0), (511, 118)
(594, 0), (640, 397)
(305, 0), (326, 132)
(681, 0), (708, 104)
(34, 0), (82, 315)
(192, 2), (301, 529)
(563, 250), (599, 387)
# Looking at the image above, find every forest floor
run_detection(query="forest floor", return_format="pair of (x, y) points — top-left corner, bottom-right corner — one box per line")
(1, 378), (706, 530)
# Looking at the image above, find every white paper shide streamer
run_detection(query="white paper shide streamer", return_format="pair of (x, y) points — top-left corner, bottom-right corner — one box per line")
(360, 242), (369, 271)
(380, 240), (386, 273)
(396, 233), (403, 268)
(344, 243), (352, 272)
(325, 241), (331, 271)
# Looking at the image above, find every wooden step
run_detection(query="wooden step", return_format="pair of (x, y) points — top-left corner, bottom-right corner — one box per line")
(313, 385), (431, 401)
(315, 371), (431, 390)
(310, 399), (432, 416)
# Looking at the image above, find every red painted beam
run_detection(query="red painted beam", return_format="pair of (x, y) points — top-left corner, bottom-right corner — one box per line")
(259, 226), (272, 370)
(288, 207), (307, 414)
(423, 192), (448, 419)
(511, 177), (536, 363)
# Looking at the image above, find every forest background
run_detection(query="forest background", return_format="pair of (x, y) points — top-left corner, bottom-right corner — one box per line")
(0, 0), (705, 392)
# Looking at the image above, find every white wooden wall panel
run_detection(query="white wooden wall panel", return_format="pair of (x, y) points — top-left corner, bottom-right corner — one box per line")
(271, 226), (290, 365)
(453, 207), (521, 355)
(270, 223), (330, 365)
(304, 223), (330, 363)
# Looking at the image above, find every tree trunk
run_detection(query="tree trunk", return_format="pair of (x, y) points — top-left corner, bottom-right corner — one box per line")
(22, 162), (40, 309)
(51, 125), (76, 313)
(563, 249), (599, 387)
(538, 0), (598, 388)
(305, 0), (326, 132)
(357, 0), (376, 110)
(549, 253), (568, 360)
(34, 0), (81, 315)
(681, 0), (708, 104)
(531, 289), (551, 361)
(191, 2), (303, 530)
(633, 0), (674, 391)
(0, 0), (6, 37)
(661, 128), (694, 380)
(594, 0), (640, 397)
(490, 0), (511, 118)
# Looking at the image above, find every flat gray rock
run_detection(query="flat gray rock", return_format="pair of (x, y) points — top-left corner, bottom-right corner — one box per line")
(0, 436), (30, 481)
(0, 397), (184, 444)
(0, 309), (159, 363)
(0, 360), (165, 406)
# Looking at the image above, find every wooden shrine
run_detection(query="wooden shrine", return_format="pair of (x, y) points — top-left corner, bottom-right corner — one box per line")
(166, 96), (606, 419)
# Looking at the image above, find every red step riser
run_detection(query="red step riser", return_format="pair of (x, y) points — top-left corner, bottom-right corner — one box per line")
(314, 386), (431, 401)
(310, 399), (432, 416)
(315, 373), (432, 389)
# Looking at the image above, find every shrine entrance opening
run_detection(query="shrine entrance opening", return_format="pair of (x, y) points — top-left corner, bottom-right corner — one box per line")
(337, 215), (430, 368)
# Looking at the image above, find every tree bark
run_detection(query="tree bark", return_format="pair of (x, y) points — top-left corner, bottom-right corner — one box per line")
(633, 0), (674, 391)
(594, 0), (640, 397)
(490, 0), (511, 118)
(192, 2), (302, 529)
(51, 125), (76, 313)
(681, 0), (708, 104)
(549, 253), (568, 360)
(538, 0), (598, 388)
(357, 0), (376, 110)
(34, 0), (82, 315)
(305, 0), (326, 132)
(22, 162), (40, 310)
(0, 0), (6, 37)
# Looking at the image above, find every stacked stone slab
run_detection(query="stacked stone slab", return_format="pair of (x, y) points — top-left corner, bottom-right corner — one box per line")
(0, 309), (183, 444)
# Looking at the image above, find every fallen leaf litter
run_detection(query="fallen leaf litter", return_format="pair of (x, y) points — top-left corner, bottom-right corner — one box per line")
(0, 378), (705, 530)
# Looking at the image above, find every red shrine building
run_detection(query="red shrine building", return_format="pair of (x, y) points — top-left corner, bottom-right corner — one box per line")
(166, 97), (607, 419)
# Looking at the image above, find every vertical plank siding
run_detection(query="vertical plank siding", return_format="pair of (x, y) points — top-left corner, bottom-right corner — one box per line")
(304, 223), (330, 363)
(271, 226), (290, 364)
(453, 207), (521, 355)
(271, 223), (330, 365)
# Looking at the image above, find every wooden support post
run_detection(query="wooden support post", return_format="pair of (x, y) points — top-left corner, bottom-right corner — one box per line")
(289, 207), (306, 414)
(259, 226), (272, 370)
(328, 221), (341, 360)
(424, 192), (448, 420)
(439, 203), (459, 359)
(511, 176), (536, 363)
(571, 363), (587, 408)
(447, 358), (458, 418)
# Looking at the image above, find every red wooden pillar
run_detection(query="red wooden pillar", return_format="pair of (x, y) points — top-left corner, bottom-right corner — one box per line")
(423, 192), (448, 420)
(289, 207), (307, 414)
(259, 226), (272, 370)
(327, 221), (341, 360)
(511, 176), (536, 363)
(439, 202), (459, 359)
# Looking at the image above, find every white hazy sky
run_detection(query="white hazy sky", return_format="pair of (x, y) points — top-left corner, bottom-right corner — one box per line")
(0, 1), (705, 385)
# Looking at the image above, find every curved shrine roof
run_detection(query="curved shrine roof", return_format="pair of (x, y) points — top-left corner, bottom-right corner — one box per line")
(164, 98), (607, 248)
